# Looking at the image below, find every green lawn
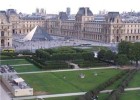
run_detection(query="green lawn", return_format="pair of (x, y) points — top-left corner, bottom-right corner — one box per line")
(29, 96), (79, 100)
(13, 65), (41, 72)
(95, 91), (140, 100)
(41, 96), (78, 100)
(38, 90), (140, 100)
(128, 70), (140, 88)
(0, 59), (41, 72)
(0, 59), (30, 65)
(20, 69), (121, 95)
(120, 90), (140, 100)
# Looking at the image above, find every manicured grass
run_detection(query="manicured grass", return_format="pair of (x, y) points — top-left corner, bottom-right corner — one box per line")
(0, 59), (41, 72)
(20, 69), (121, 94)
(0, 59), (30, 65)
(120, 90), (140, 100)
(52, 69), (121, 92)
(21, 72), (81, 94)
(41, 90), (140, 100)
(42, 96), (79, 100)
(29, 96), (79, 100)
(128, 70), (140, 88)
(13, 65), (41, 72)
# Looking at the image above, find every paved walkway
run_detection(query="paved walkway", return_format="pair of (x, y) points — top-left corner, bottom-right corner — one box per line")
(12, 87), (140, 100)
(66, 62), (80, 69)
(0, 66), (115, 76)
(0, 59), (24, 61)
(16, 66), (116, 75)
(11, 64), (33, 66)
(0, 82), (11, 100)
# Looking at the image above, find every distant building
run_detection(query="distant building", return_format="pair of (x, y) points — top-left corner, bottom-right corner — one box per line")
(0, 9), (45, 48)
(46, 7), (140, 43)
(1, 7), (140, 49)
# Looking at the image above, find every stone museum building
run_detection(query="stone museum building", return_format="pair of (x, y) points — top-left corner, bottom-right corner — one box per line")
(1, 8), (140, 48)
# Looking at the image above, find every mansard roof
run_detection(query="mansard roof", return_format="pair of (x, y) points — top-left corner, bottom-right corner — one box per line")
(76, 7), (93, 16)
(0, 11), (6, 15)
(58, 12), (68, 20)
(108, 12), (120, 17)
(7, 9), (17, 15)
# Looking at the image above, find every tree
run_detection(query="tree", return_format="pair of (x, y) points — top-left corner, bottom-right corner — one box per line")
(118, 41), (132, 59)
(104, 50), (116, 62)
(97, 50), (106, 60)
(130, 42), (140, 67)
(82, 52), (94, 61)
(116, 54), (129, 66)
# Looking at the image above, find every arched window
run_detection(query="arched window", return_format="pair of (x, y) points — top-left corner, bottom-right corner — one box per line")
(136, 36), (138, 40)
(133, 36), (135, 41)
(1, 31), (4, 36)
(1, 39), (4, 46)
(129, 36), (131, 41)
(116, 36), (119, 42)
(8, 42), (9, 46)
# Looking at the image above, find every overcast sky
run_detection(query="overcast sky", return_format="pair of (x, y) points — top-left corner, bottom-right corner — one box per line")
(0, 0), (140, 14)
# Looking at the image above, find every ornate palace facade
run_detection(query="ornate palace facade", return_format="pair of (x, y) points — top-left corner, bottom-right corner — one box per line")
(1, 8), (140, 48)
(46, 7), (140, 43)
(0, 9), (45, 48)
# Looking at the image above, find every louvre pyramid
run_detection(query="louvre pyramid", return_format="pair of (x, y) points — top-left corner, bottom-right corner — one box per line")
(23, 26), (53, 41)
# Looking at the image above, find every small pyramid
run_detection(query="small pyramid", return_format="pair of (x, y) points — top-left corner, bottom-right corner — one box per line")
(23, 26), (53, 41)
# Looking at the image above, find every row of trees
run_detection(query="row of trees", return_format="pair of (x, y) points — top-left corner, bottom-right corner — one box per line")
(106, 69), (137, 100)
(97, 49), (129, 66)
(79, 70), (129, 100)
(36, 47), (94, 61)
(118, 41), (140, 66)
(98, 41), (140, 67)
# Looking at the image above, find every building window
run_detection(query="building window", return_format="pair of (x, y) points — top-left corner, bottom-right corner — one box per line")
(1, 31), (4, 36)
(8, 42), (9, 46)
(117, 19), (119, 23)
(117, 29), (119, 34)
(129, 36), (131, 41)
(127, 29), (129, 33)
(1, 39), (4, 46)
(133, 36), (135, 41)
(131, 30), (133, 33)
(125, 36), (128, 41)
(136, 36), (138, 40)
